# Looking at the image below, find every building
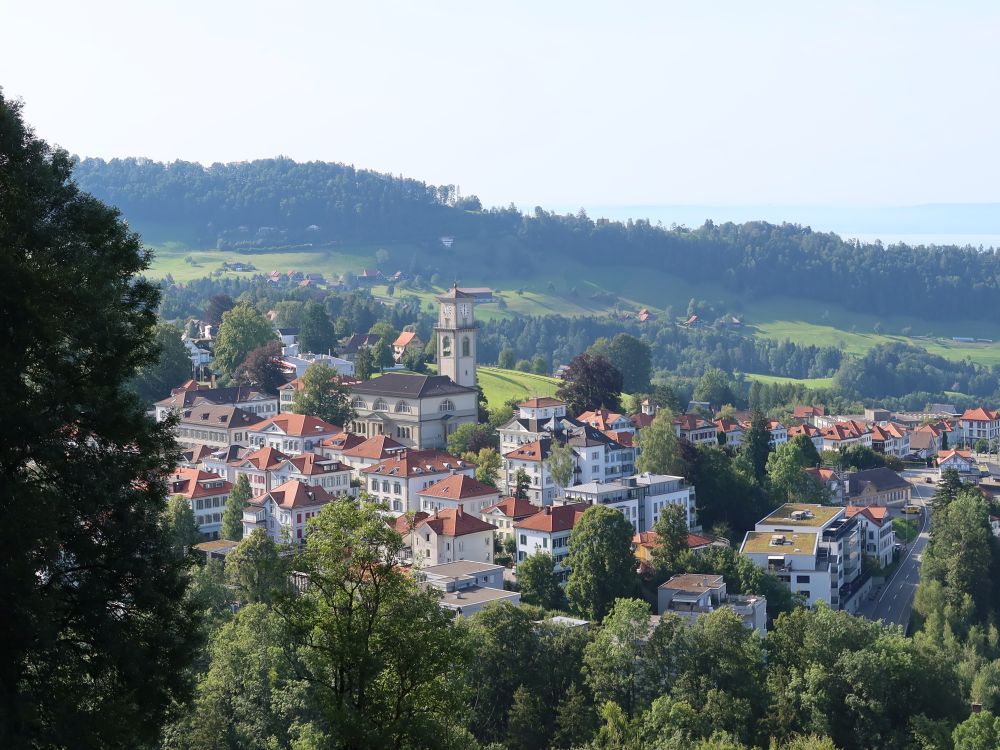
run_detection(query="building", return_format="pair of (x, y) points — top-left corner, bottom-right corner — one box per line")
(503, 439), (554, 505)
(714, 418), (744, 447)
(910, 423), (945, 458)
(517, 397), (568, 421)
(277, 377), (305, 412)
(514, 503), (589, 582)
(347, 373), (478, 449)
(740, 503), (867, 612)
(959, 408), (1000, 445)
(673, 414), (718, 445)
(338, 333), (381, 362)
(417, 473), (501, 515)
(279, 353), (354, 379)
(632, 530), (729, 567)
(416, 561), (519, 616)
(562, 473), (696, 532)
(937, 449), (980, 481)
(155, 381), (278, 422)
(820, 421), (872, 452)
(166, 467), (233, 540)
(362, 450), (475, 513)
(845, 468), (912, 506)
(802, 467), (846, 504)
(845, 506), (895, 568)
(175, 404), (264, 451)
(410, 507), (497, 566)
(480, 496), (541, 542)
(392, 331), (424, 362)
(434, 286), (478, 389)
(246, 413), (343, 456)
(793, 406), (826, 423)
(576, 409), (635, 435)
(869, 422), (910, 457)
(787, 423), (824, 450)
(326, 433), (406, 471)
(657, 574), (767, 635)
(242, 479), (334, 543)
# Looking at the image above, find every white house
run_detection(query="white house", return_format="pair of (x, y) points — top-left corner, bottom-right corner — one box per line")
(280, 353), (355, 379)
(657, 574), (767, 636)
(514, 502), (589, 583)
(417, 561), (520, 616)
(845, 506), (895, 569)
(363, 450), (475, 514)
(155, 381), (278, 422)
(480, 496), (541, 542)
(937, 449), (980, 481)
(410, 507), (497, 566)
(166, 467), (232, 540)
(959, 408), (1000, 445)
(175, 404), (264, 451)
(242, 479), (334, 544)
(673, 414), (718, 445)
(417, 473), (501, 515)
(518, 396), (567, 421)
(561, 473), (696, 533)
(246, 414), (343, 456)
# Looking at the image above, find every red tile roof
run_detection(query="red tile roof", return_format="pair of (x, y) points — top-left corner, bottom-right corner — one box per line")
(514, 503), (589, 533)
(577, 409), (628, 431)
(167, 467), (232, 499)
(250, 413), (343, 437)
(393, 511), (430, 535)
(962, 407), (999, 422)
(788, 423), (821, 438)
(287, 453), (351, 476)
(416, 507), (497, 537)
(262, 479), (333, 509)
(845, 505), (890, 525)
(342, 434), (406, 460)
(482, 497), (541, 520)
(674, 414), (713, 431)
(630, 413), (655, 430)
(632, 530), (726, 551)
(420, 473), (500, 500)
(803, 467), (838, 482)
(393, 331), (419, 347)
(363, 450), (471, 478)
(503, 439), (549, 463)
(320, 432), (367, 452)
(236, 446), (290, 471)
(519, 397), (565, 409)
(938, 449), (974, 462)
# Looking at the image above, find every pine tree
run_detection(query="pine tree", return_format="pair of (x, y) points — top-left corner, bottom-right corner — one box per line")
(0, 93), (198, 746)
(221, 474), (252, 541)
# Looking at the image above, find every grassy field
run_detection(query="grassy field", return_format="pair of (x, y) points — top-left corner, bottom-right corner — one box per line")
(476, 367), (561, 409)
(743, 373), (837, 389)
(143, 231), (1000, 367)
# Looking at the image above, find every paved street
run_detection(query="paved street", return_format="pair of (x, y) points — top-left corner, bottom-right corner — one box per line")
(857, 474), (934, 630)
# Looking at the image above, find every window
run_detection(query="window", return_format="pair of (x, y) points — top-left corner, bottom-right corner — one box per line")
(373, 398), (388, 412)
(796, 575), (810, 584)
(393, 483), (401, 494)
(394, 401), (411, 414)
(461, 336), (470, 357)
(351, 397), (367, 409)
(439, 399), (455, 412)
(441, 336), (452, 357)
(519, 534), (527, 545)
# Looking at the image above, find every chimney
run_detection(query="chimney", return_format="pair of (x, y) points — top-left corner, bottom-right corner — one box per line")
(544, 506), (552, 515)
(456, 506), (464, 517)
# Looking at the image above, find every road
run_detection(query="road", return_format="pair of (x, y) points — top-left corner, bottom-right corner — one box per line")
(857, 474), (933, 630)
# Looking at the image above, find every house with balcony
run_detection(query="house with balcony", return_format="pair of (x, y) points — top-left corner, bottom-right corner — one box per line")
(845, 505), (895, 568)
(959, 407), (1000, 445)
(673, 414), (719, 445)
(562, 473), (697, 533)
(657, 574), (767, 635)
(514, 502), (589, 583)
(416, 561), (520, 616)
(740, 503), (867, 612)
(869, 422), (910, 457)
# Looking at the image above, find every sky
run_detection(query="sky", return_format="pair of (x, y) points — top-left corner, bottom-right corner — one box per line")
(3, 1), (999, 211)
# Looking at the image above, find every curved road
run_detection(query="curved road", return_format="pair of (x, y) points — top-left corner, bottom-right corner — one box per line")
(857, 475), (933, 630)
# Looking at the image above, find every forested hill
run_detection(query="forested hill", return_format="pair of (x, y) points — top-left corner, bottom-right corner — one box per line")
(75, 156), (1000, 322)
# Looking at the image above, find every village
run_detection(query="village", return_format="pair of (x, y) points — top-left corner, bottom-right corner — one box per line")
(158, 284), (1000, 633)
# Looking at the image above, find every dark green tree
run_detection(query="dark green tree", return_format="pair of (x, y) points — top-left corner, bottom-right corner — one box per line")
(556, 352), (623, 415)
(221, 474), (252, 541)
(297, 300), (337, 354)
(163, 494), (202, 557)
(607, 333), (653, 393)
(225, 528), (288, 604)
(355, 345), (377, 380)
(566, 505), (637, 620)
(651, 504), (690, 577)
(514, 468), (531, 501)
(739, 410), (773, 485)
(213, 300), (277, 379)
(517, 552), (565, 610)
(132, 322), (192, 402)
(291, 362), (355, 427)
(0, 93), (198, 747)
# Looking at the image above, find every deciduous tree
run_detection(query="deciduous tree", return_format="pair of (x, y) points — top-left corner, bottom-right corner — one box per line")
(213, 300), (277, 379)
(132, 322), (193, 402)
(566, 505), (637, 620)
(517, 552), (564, 610)
(636, 408), (683, 475)
(291, 362), (355, 427)
(221, 474), (252, 541)
(556, 352), (623, 415)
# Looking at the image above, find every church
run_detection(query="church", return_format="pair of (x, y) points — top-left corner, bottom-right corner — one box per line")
(346, 286), (480, 449)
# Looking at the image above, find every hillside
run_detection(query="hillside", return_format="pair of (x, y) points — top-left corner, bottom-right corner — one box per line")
(74, 157), (1000, 366)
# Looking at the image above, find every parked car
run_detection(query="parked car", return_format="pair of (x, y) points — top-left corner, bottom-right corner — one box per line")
(925, 476), (933, 483)
(903, 504), (922, 514)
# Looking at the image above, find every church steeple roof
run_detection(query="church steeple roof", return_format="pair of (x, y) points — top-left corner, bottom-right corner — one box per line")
(435, 284), (474, 302)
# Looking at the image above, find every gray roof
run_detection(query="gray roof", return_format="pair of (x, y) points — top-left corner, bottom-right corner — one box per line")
(847, 467), (910, 496)
(178, 404), (264, 429)
(351, 373), (475, 398)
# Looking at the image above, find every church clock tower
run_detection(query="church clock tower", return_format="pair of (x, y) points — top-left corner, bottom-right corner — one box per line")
(435, 285), (477, 388)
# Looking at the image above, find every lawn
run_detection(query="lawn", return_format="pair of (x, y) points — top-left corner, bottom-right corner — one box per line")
(743, 373), (836, 389)
(477, 366), (561, 409)
(893, 517), (919, 544)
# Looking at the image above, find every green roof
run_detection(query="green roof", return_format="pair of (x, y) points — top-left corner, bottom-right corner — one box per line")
(741, 531), (817, 555)
(760, 503), (842, 528)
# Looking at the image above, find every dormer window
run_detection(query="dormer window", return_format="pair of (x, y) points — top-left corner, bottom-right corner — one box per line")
(439, 399), (455, 412)
(373, 399), (389, 412)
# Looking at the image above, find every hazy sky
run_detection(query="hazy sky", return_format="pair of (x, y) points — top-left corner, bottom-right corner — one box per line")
(3, 1), (998, 208)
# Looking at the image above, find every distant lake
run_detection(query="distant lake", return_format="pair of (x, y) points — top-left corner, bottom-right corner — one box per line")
(542, 203), (1000, 249)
